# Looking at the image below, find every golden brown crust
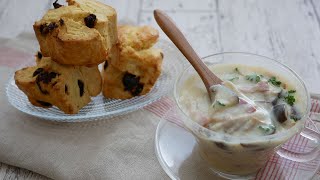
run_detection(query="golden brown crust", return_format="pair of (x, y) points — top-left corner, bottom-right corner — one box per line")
(118, 25), (159, 50)
(33, 0), (117, 65)
(15, 56), (102, 114)
(67, 0), (118, 49)
(41, 19), (107, 66)
(102, 25), (163, 99)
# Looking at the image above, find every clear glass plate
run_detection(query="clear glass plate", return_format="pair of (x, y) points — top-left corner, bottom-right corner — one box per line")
(6, 40), (185, 122)
(155, 119), (320, 180)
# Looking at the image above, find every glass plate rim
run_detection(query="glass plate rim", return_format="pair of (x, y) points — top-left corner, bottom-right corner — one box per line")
(6, 40), (184, 122)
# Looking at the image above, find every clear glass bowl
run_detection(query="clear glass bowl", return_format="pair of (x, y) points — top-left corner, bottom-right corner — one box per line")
(173, 52), (318, 179)
(6, 41), (185, 122)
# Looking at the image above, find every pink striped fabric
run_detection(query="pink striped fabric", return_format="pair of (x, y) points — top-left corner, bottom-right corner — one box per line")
(145, 97), (320, 179)
(0, 47), (33, 67)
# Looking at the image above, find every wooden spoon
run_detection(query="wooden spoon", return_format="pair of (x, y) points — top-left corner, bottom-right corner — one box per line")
(154, 10), (240, 106)
(154, 9), (222, 97)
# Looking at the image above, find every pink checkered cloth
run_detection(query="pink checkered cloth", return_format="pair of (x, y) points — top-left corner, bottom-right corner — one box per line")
(146, 97), (320, 180)
(1, 47), (319, 179)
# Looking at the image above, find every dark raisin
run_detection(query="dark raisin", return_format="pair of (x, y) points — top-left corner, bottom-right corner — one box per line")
(78, 80), (84, 97)
(122, 72), (139, 91)
(40, 24), (49, 35)
(37, 71), (59, 84)
(53, 0), (63, 9)
(35, 70), (58, 95)
(37, 52), (42, 59)
(33, 68), (44, 77)
(84, 14), (96, 28)
(59, 18), (64, 25)
(103, 61), (108, 70)
(48, 22), (58, 31)
(65, 85), (69, 95)
(160, 52), (164, 59)
(39, 22), (57, 35)
(36, 80), (49, 95)
(36, 100), (52, 107)
(132, 83), (144, 96)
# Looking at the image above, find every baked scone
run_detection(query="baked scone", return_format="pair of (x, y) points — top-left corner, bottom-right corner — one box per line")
(15, 55), (102, 114)
(67, 0), (118, 48)
(35, 53), (102, 96)
(102, 25), (163, 99)
(33, 0), (117, 66)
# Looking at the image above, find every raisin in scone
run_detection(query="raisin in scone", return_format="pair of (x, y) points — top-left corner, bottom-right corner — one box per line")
(33, 0), (117, 65)
(67, 0), (118, 48)
(102, 25), (163, 99)
(35, 53), (102, 96)
(15, 55), (102, 114)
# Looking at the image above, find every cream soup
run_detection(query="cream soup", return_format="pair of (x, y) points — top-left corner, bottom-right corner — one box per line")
(179, 64), (304, 137)
(178, 64), (306, 175)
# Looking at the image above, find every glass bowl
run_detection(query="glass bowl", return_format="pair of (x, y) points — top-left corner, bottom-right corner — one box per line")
(173, 52), (319, 179)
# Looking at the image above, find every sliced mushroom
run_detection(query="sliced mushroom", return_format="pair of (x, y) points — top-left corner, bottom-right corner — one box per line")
(272, 104), (289, 123)
(290, 106), (302, 121)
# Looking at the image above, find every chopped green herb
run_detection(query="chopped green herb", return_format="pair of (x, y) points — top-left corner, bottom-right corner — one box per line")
(245, 74), (262, 83)
(228, 76), (239, 81)
(217, 101), (226, 106)
(258, 124), (276, 135)
(284, 94), (295, 106)
(288, 90), (296, 93)
(234, 67), (240, 73)
(290, 115), (299, 122)
(268, 77), (281, 87)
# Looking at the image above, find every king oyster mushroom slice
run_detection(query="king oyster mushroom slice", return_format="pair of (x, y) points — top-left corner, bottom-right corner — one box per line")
(272, 104), (289, 123)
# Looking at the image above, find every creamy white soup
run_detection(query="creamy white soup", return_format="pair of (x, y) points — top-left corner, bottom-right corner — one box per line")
(179, 64), (303, 137)
(178, 64), (306, 175)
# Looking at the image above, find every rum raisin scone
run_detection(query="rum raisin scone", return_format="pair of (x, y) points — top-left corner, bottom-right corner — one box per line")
(67, 0), (118, 48)
(102, 25), (163, 99)
(35, 54), (102, 96)
(15, 56), (102, 114)
(33, 0), (117, 65)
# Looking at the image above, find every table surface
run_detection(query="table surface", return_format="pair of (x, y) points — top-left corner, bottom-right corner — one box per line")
(1, 0), (320, 179)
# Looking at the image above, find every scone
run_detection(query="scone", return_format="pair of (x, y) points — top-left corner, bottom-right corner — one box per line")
(35, 53), (102, 96)
(15, 55), (102, 114)
(33, 0), (117, 66)
(102, 25), (163, 99)
(67, 0), (118, 48)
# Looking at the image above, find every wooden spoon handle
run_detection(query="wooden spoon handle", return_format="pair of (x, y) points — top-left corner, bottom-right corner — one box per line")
(154, 9), (222, 90)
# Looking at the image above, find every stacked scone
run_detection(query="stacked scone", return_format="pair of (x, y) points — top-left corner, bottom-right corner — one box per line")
(15, 0), (117, 114)
(102, 25), (163, 99)
(14, 0), (163, 114)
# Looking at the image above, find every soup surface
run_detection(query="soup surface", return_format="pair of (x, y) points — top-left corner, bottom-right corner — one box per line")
(178, 64), (304, 137)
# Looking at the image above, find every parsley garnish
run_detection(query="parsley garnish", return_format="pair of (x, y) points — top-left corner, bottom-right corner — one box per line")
(258, 124), (276, 135)
(228, 76), (239, 81)
(268, 77), (281, 87)
(290, 115), (299, 122)
(245, 74), (262, 83)
(288, 90), (296, 93)
(284, 94), (295, 106)
(234, 67), (240, 73)
(284, 90), (296, 106)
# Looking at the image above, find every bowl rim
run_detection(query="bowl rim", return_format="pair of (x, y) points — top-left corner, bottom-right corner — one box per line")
(174, 52), (311, 143)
